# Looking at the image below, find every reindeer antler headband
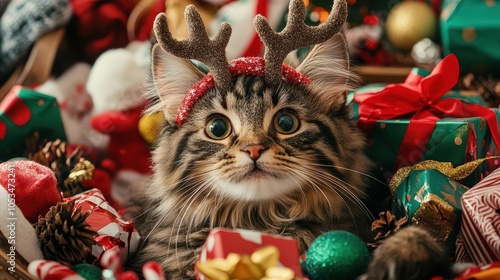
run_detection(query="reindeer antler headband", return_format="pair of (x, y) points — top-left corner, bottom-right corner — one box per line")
(154, 0), (348, 126)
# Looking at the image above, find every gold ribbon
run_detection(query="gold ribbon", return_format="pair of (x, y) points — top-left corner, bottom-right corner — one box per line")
(64, 159), (95, 188)
(196, 245), (297, 280)
(389, 156), (500, 193)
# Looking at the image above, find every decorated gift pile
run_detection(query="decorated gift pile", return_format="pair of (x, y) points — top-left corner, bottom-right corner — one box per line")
(350, 54), (500, 186)
(0, 159), (141, 279)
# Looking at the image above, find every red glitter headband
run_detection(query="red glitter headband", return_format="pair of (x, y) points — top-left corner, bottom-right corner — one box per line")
(176, 57), (311, 126)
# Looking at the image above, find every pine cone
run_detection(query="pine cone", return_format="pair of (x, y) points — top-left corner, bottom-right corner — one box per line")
(34, 200), (96, 264)
(372, 211), (408, 241)
(24, 131), (48, 158)
(29, 140), (86, 197)
(368, 211), (408, 250)
(459, 73), (500, 107)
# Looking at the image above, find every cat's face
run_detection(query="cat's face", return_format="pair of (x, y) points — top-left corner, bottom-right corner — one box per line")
(149, 33), (367, 203)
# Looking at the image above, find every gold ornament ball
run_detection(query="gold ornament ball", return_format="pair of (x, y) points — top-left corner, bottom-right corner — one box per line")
(386, 1), (437, 51)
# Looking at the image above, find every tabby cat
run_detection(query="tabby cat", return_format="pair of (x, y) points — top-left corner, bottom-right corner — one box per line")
(130, 1), (375, 278)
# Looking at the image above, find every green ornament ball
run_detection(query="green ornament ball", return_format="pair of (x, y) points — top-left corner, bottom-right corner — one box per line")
(72, 263), (101, 280)
(303, 231), (371, 280)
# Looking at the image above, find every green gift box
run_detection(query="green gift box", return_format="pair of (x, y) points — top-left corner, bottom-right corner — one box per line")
(350, 86), (498, 186)
(440, 0), (500, 76)
(350, 56), (500, 186)
(390, 162), (470, 251)
(0, 86), (66, 161)
(350, 103), (499, 186)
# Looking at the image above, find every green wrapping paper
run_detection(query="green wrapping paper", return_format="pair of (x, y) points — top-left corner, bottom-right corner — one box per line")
(440, 0), (500, 76)
(349, 66), (499, 186)
(0, 86), (66, 161)
(391, 168), (468, 251)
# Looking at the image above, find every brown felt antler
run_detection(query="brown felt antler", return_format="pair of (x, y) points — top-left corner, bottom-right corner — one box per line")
(153, 5), (232, 91)
(254, 0), (348, 84)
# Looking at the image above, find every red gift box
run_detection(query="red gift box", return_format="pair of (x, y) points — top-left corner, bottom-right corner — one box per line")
(455, 167), (500, 265)
(196, 228), (303, 279)
(64, 188), (141, 263)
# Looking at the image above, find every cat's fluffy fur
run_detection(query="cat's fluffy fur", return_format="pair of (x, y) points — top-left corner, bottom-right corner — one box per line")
(129, 33), (374, 278)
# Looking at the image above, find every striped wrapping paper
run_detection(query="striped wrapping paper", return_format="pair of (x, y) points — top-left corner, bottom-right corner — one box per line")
(456, 167), (500, 265)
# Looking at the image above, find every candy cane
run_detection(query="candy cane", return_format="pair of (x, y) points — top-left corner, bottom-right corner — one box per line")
(28, 260), (84, 280)
(143, 262), (166, 280)
(101, 249), (123, 276)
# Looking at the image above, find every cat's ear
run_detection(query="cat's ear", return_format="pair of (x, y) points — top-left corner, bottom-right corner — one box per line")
(151, 44), (205, 125)
(296, 33), (355, 110)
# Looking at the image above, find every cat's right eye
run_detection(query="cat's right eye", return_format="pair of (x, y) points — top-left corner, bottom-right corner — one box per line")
(205, 115), (232, 140)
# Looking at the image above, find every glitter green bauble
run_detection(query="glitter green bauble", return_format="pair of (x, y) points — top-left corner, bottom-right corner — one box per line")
(72, 263), (101, 280)
(304, 231), (371, 280)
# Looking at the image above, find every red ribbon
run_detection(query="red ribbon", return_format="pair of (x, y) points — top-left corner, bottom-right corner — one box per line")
(354, 54), (500, 171)
(95, 235), (126, 251)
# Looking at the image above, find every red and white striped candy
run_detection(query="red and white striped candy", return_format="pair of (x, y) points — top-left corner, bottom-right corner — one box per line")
(143, 261), (166, 280)
(28, 260), (84, 280)
(101, 249), (123, 276)
(100, 245), (166, 280)
(458, 167), (500, 265)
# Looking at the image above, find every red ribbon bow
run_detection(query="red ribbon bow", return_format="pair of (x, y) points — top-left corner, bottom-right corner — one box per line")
(354, 54), (500, 171)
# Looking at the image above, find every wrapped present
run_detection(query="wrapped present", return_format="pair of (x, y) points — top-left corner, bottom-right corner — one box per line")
(389, 158), (497, 252)
(351, 54), (500, 185)
(196, 228), (303, 279)
(440, 0), (500, 76)
(64, 188), (141, 264)
(456, 167), (500, 265)
(0, 86), (66, 161)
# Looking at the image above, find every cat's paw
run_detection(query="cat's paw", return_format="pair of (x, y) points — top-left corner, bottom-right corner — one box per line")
(359, 226), (450, 280)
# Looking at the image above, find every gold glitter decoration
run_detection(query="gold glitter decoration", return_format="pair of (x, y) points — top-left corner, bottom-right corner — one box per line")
(454, 137), (463, 146)
(196, 245), (296, 280)
(412, 193), (456, 242)
(486, 0), (496, 7)
(63, 159), (95, 189)
(380, 123), (386, 129)
(389, 156), (500, 193)
(37, 99), (45, 106)
(458, 90), (480, 97)
(462, 27), (476, 42)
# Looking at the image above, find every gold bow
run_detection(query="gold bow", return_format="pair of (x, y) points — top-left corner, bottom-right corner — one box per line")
(196, 245), (298, 280)
(389, 156), (500, 193)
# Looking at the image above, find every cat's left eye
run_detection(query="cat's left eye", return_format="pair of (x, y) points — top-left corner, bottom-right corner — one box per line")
(273, 111), (300, 134)
(205, 115), (232, 140)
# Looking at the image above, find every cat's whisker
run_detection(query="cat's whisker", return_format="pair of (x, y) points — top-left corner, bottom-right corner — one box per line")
(170, 168), (220, 247)
(296, 167), (361, 231)
(129, 173), (209, 222)
(283, 166), (333, 210)
(294, 157), (387, 186)
(185, 175), (221, 250)
(137, 168), (219, 259)
(172, 181), (210, 268)
(300, 167), (374, 221)
(173, 165), (222, 244)
(274, 166), (308, 205)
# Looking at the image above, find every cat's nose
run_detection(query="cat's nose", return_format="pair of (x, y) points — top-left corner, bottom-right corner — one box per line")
(241, 145), (267, 161)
